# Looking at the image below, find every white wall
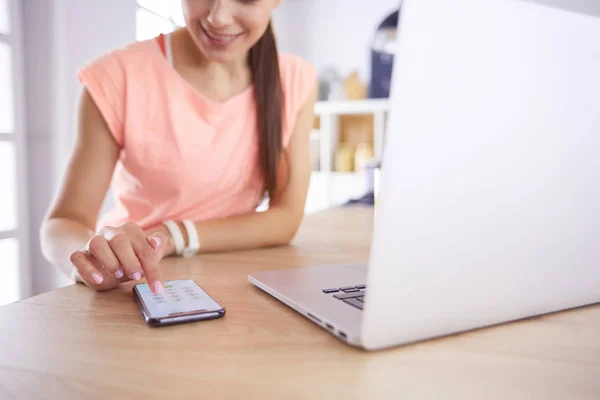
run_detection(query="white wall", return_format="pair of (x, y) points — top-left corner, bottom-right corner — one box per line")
(273, 0), (401, 84)
(22, 0), (136, 295)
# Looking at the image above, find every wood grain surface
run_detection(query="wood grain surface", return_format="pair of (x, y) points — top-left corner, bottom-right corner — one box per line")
(1, 207), (599, 400)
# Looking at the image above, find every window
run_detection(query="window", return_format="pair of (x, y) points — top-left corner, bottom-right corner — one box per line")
(0, 0), (27, 306)
(0, 0), (9, 34)
(136, 0), (185, 41)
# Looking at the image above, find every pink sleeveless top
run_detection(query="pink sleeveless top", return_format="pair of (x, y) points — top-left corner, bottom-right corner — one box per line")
(78, 35), (317, 230)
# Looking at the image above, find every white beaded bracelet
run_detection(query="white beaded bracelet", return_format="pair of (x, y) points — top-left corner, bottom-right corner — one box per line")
(181, 220), (200, 258)
(162, 220), (185, 256)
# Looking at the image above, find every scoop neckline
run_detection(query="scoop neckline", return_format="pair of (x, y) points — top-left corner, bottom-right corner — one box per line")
(152, 34), (254, 109)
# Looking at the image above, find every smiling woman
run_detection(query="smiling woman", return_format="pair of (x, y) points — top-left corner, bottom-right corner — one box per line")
(41, 0), (318, 295)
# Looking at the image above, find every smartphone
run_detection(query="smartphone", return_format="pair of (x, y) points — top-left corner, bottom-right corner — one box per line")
(133, 279), (225, 327)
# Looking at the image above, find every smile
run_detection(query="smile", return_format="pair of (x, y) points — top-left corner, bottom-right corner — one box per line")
(200, 23), (242, 46)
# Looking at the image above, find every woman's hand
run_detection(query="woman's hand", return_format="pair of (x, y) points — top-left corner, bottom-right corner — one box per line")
(69, 222), (169, 294)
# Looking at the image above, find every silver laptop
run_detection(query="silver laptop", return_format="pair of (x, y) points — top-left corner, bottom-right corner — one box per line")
(249, 0), (600, 351)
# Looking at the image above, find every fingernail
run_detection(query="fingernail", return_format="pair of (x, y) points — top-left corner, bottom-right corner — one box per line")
(92, 273), (104, 284)
(131, 271), (142, 281)
(114, 268), (124, 279)
(153, 281), (164, 294)
(150, 236), (162, 249)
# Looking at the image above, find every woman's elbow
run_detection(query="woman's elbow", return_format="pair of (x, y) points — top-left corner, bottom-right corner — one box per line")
(39, 219), (55, 262)
(276, 216), (304, 246)
(275, 231), (296, 246)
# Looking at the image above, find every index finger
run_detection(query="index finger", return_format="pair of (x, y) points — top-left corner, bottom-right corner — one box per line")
(132, 235), (164, 294)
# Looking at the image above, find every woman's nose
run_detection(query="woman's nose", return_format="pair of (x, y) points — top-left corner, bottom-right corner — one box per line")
(207, 0), (234, 30)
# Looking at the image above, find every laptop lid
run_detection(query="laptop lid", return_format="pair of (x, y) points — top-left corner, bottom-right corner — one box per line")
(362, 0), (600, 350)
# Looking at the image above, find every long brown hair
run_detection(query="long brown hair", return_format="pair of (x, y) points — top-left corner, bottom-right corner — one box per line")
(248, 21), (283, 198)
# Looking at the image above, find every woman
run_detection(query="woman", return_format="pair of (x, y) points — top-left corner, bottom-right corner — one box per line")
(40, 0), (318, 295)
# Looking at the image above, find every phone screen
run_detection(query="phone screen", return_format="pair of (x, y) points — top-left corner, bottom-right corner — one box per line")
(135, 279), (223, 319)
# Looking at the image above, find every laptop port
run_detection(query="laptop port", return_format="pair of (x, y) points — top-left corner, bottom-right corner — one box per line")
(325, 323), (334, 330)
(339, 331), (347, 339)
(307, 313), (321, 323)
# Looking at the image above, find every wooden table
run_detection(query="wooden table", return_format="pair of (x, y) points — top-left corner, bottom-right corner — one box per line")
(1, 208), (599, 399)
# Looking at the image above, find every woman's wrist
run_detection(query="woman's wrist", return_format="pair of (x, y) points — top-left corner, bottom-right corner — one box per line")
(145, 224), (176, 257)
(145, 222), (189, 257)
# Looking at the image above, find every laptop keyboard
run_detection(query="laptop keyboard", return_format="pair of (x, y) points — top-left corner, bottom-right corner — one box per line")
(322, 285), (366, 310)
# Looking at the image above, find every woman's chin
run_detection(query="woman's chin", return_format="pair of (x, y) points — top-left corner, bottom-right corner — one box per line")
(194, 42), (244, 64)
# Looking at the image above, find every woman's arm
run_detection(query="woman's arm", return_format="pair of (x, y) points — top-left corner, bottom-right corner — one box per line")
(40, 89), (121, 278)
(146, 82), (319, 253)
(41, 89), (167, 292)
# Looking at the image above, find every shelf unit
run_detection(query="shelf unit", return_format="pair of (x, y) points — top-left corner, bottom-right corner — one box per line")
(306, 99), (389, 213)
(314, 99), (389, 173)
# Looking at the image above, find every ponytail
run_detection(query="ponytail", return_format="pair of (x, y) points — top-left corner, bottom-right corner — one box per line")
(248, 21), (283, 198)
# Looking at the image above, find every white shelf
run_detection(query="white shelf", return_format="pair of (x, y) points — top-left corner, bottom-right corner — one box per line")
(313, 99), (389, 172)
(306, 100), (388, 211)
(315, 99), (389, 115)
(306, 171), (367, 214)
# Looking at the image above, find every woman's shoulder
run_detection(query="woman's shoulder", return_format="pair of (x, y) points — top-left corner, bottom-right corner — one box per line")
(81, 37), (161, 73)
(120, 37), (162, 61)
(77, 37), (163, 147)
(278, 53), (318, 85)
(278, 54), (318, 111)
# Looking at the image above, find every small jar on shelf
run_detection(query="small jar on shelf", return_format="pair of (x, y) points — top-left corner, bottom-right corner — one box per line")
(354, 142), (374, 173)
(334, 143), (354, 173)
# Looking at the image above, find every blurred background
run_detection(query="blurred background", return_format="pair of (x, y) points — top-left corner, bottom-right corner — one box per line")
(0, 0), (400, 306)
